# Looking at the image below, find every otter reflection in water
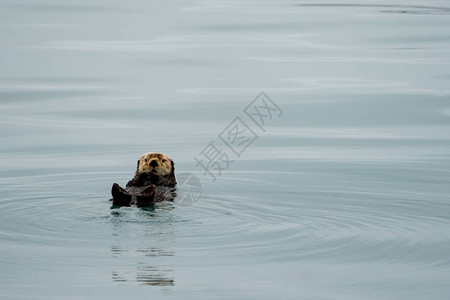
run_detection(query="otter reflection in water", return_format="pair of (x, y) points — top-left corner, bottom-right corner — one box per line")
(111, 246), (174, 286)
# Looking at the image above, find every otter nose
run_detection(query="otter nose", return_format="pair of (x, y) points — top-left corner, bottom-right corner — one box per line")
(149, 160), (158, 168)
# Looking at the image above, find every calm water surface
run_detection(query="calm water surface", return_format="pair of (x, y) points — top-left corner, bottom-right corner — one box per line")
(1, 1), (450, 299)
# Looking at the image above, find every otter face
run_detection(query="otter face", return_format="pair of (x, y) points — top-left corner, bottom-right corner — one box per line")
(136, 152), (173, 177)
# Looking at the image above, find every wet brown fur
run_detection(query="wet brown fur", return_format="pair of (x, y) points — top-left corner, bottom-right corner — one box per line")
(110, 153), (177, 208)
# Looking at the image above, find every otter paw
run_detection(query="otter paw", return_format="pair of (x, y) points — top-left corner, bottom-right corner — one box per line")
(136, 185), (156, 207)
(111, 183), (132, 207)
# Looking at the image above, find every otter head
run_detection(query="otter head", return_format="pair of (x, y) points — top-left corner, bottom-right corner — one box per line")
(136, 152), (175, 180)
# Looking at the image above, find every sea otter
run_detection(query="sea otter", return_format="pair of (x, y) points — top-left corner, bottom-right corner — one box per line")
(110, 152), (177, 208)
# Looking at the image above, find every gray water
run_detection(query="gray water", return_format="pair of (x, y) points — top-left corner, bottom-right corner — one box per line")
(1, 1), (450, 299)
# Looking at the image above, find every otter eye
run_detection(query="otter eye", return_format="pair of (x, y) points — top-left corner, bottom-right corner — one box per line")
(162, 159), (166, 163)
(144, 159), (148, 162)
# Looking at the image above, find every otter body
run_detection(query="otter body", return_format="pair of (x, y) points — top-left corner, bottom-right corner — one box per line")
(111, 153), (177, 208)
